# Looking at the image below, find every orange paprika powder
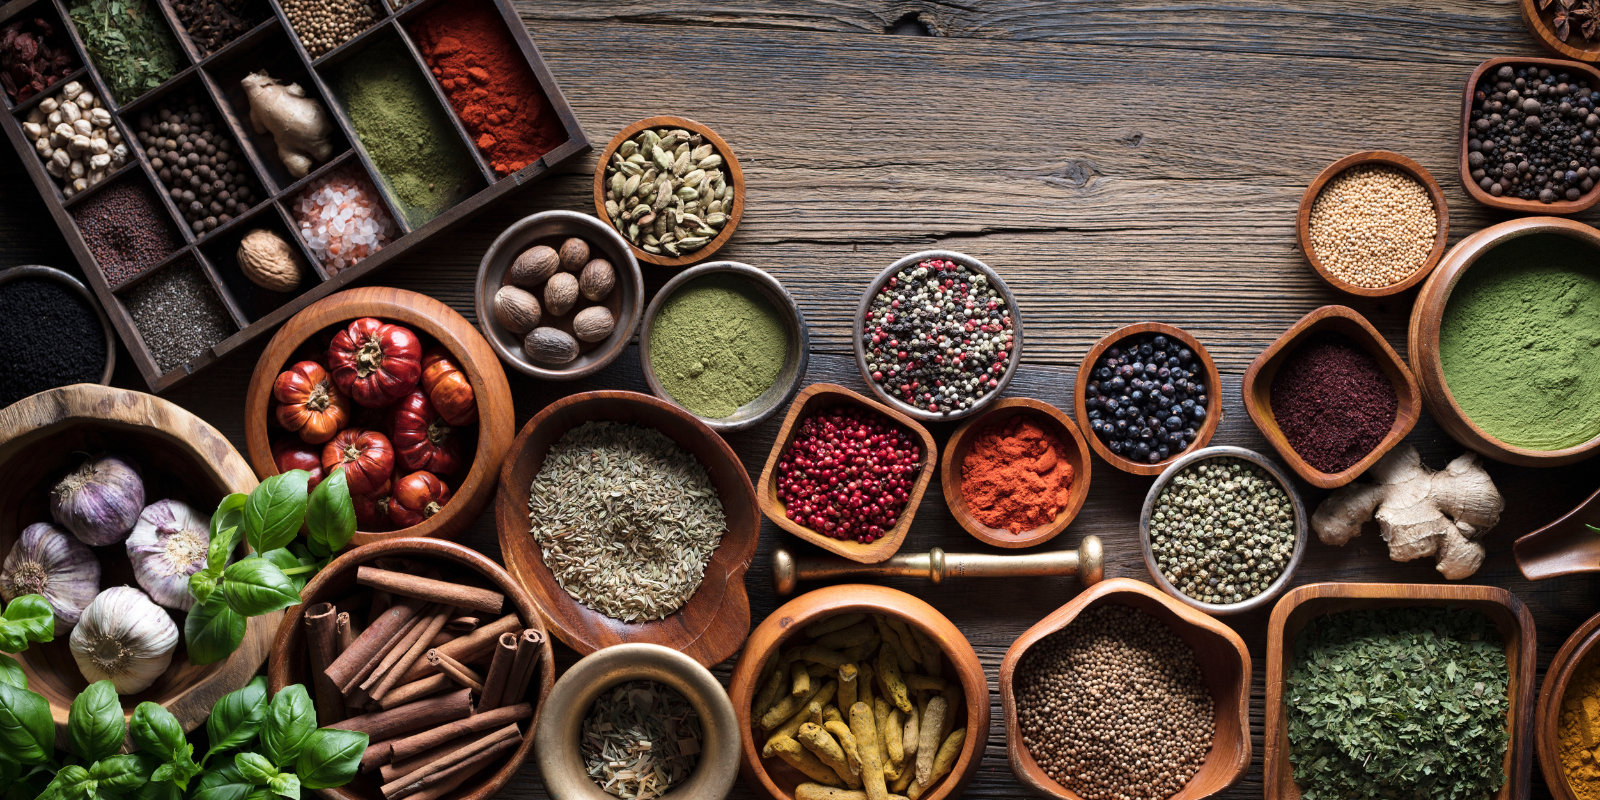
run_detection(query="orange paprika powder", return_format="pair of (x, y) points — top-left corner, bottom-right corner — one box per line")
(960, 415), (1074, 534)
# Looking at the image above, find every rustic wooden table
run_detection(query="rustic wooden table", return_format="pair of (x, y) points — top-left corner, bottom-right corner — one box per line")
(5, 2), (1600, 797)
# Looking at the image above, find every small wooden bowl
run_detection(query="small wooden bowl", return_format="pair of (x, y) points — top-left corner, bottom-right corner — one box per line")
(639, 261), (810, 432)
(0, 384), (273, 741)
(267, 537), (554, 800)
(0, 265), (115, 389)
(1073, 322), (1223, 476)
(853, 250), (1024, 423)
(495, 390), (759, 668)
(1000, 578), (1251, 800)
(592, 116), (745, 267)
(1408, 216), (1600, 466)
(938, 397), (1092, 549)
(1460, 58), (1600, 214)
(1297, 151), (1449, 296)
(1243, 305), (1422, 488)
(1519, 0), (1600, 64)
(729, 584), (990, 800)
(243, 286), (516, 546)
(1535, 608), (1600, 800)
(757, 383), (938, 564)
(1264, 582), (1537, 800)
(1513, 483), (1600, 581)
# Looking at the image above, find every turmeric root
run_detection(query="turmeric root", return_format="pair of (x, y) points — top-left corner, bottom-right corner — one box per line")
(242, 72), (334, 178)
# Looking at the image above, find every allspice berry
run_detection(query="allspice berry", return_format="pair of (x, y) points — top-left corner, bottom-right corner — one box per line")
(572, 305), (615, 343)
(524, 327), (578, 365)
(579, 258), (615, 301)
(558, 237), (590, 272)
(509, 245), (559, 289)
(493, 285), (541, 335)
(544, 272), (579, 317)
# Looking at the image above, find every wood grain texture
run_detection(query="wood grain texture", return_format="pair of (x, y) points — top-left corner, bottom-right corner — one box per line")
(1297, 151), (1449, 296)
(1533, 608), (1600, 800)
(939, 397), (1092, 548)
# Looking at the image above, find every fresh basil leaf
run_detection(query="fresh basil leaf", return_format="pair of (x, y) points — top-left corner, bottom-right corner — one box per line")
(209, 494), (248, 572)
(189, 570), (219, 606)
(204, 677), (268, 765)
(37, 765), (90, 800)
(91, 754), (153, 796)
(268, 772), (299, 800)
(185, 594), (246, 666)
(233, 753), (275, 785)
(151, 764), (175, 784)
(69, 681), (124, 762)
(130, 702), (188, 763)
(244, 472), (310, 554)
(190, 765), (254, 800)
(305, 469), (356, 558)
(0, 682), (53, 765)
(0, 595), (54, 653)
(221, 559), (301, 617)
(260, 685), (315, 769)
(133, 778), (182, 800)
(260, 550), (310, 594)
(0, 654), (25, 689)
(295, 728), (368, 790)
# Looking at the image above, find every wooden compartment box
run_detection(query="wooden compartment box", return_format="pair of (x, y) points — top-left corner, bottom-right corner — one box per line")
(0, 0), (587, 391)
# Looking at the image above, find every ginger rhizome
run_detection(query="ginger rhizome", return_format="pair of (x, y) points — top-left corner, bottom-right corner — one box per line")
(242, 71), (333, 178)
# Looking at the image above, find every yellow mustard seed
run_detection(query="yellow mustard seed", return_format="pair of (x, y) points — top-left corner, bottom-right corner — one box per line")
(1307, 165), (1437, 288)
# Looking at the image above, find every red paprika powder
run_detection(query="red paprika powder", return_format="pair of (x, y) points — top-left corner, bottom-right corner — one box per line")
(960, 415), (1075, 534)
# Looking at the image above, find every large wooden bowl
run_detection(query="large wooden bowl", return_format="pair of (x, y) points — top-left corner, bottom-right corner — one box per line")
(1460, 58), (1600, 214)
(1296, 151), (1448, 297)
(267, 537), (553, 800)
(999, 578), (1251, 800)
(495, 390), (759, 668)
(592, 116), (745, 267)
(1243, 305), (1422, 488)
(728, 584), (989, 800)
(1073, 322), (1223, 476)
(1264, 582), (1537, 800)
(0, 384), (275, 742)
(1535, 608), (1600, 800)
(938, 397), (1092, 549)
(1408, 217), (1600, 466)
(244, 287), (516, 545)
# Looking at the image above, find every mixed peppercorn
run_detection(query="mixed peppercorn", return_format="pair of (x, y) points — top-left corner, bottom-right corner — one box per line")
(1083, 333), (1207, 464)
(1469, 64), (1600, 203)
(774, 405), (922, 543)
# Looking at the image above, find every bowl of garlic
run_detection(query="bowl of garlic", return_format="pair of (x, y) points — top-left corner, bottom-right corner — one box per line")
(18, 80), (131, 201)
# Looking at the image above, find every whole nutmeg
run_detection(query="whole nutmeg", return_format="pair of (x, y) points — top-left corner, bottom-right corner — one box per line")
(558, 237), (590, 273)
(544, 272), (579, 317)
(572, 305), (615, 343)
(524, 327), (579, 365)
(508, 245), (559, 289)
(493, 285), (541, 335)
(579, 258), (616, 302)
(237, 229), (305, 292)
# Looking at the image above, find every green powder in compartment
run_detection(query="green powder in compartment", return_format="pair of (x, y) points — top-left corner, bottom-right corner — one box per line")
(1439, 233), (1600, 451)
(649, 275), (789, 419)
(332, 37), (477, 228)
(68, 0), (183, 105)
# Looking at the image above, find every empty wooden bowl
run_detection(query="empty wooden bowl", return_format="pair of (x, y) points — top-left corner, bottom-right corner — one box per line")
(729, 584), (989, 800)
(1535, 608), (1600, 800)
(243, 286), (516, 546)
(938, 397), (1092, 549)
(1243, 305), (1422, 488)
(0, 384), (274, 740)
(1461, 58), (1600, 214)
(757, 383), (938, 564)
(1297, 151), (1449, 296)
(1263, 582), (1537, 800)
(1073, 322), (1223, 476)
(1514, 484), (1600, 581)
(0, 265), (114, 390)
(592, 116), (745, 267)
(1518, 2), (1600, 65)
(495, 390), (759, 668)
(1000, 577), (1251, 800)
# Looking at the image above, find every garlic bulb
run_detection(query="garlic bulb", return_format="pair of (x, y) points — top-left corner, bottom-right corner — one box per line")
(52, 455), (144, 546)
(126, 500), (210, 611)
(70, 586), (178, 694)
(0, 522), (100, 633)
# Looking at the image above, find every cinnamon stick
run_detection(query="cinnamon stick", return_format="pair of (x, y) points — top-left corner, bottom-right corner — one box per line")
(361, 604), (440, 692)
(327, 688), (472, 741)
(343, 612), (423, 699)
(335, 612), (357, 654)
(409, 771), (473, 800)
(397, 614), (521, 684)
(380, 725), (521, 799)
(386, 703), (532, 765)
(379, 674), (453, 711)
(502, 628), (544, 708)
(427, 631), (456, 649)
(304, 603), (344, 724)
(380, 738), (474, 783)
(327, 599), (421, 690)
(445, 616), (480, 632)
(357, 567), (505, 615)
(371, 605), (455, 702)
(475, 632), (518, 712)
(429, 650), (483, 692)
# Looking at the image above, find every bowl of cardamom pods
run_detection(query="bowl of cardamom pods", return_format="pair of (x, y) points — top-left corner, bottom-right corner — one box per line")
(592, 116), (745, 267)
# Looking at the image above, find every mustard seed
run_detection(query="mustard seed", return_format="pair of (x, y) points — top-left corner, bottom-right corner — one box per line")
(1307, 165), (1437, 288)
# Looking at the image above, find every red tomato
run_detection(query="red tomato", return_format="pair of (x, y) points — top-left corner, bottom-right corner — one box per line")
(320, 429), (395, 496)
(271, 440), (326, 489)
(420, 348), (477, 426)
(389, 471), (453, 528)
(272, 361), (351, 444)
(389, 390), (462, 475)
(327, 318), (423, 408)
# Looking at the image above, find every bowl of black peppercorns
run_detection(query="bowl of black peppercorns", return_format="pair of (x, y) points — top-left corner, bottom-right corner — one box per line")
(1462, 57), (1600, 214)
(1073, 323), (1222, 476)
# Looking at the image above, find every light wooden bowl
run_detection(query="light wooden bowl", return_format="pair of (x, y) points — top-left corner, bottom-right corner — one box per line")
(1242, 305), (1421, 488)
(1518, 2), (1600, 65)
(1407, 217), (1600, 466)
(0, 384), (274, 743)
(495, 390), (759, 668)
(244, 287), (516, 546)
(756, 383), (938, 564)
(267, 537), (553, 800)
(1514, 484), (1600, 581)
(938, 397), (1092, 549)
(1296, 151), (1448, 296)
(1073, 322), (1223, 476)
(591, 116), (745, 267)
(1536, 608), (1600, 800)
(728, 584), (989, 800)
(0, 265), (115, 389)
(1264, 582), (1537, 800)
(999, 578), (1251, 800)
(1460, 58), (1600, 214)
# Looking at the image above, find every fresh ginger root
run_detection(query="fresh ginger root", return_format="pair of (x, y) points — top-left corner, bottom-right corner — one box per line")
(1311, 445), (1503, 580)
(242, 72), (334, 178)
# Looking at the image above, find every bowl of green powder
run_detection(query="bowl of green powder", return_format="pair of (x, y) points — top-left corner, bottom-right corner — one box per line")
(640, 262), (809, 432)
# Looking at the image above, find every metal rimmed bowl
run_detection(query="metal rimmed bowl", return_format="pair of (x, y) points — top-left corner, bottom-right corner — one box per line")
(639, 261), (810, 432)
(853, 249), (1023, 423)
(1138, 445), (1309, 616)
(0, 265), (115, 390)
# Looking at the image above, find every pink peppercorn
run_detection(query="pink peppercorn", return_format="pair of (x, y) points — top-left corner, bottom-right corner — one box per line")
(774, 405), (921, 543)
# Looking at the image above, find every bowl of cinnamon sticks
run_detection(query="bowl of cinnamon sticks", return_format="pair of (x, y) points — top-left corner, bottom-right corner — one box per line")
(267, 537), (555, 800)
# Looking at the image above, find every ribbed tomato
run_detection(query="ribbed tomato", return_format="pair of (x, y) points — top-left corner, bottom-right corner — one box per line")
(389, 390), (462, 474)
(420, 348), (477, 425)
(327, 318), (422, 408)
(320, 429), (395, 495)
(272, 361), (350, 444)
(389, 471), (452, 528)
(271, 440), (326, 489)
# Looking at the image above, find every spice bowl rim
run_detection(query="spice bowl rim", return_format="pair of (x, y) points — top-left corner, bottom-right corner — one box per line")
(1510, 8), (1600, 74)
(1296, 150), (1450, 297)
(1072, 321), (1224, 476)
(591, 115), (745, 268)
(998, 577), (1253, 800)
(1534, 608), (1600, 800)
(638, 260), (811, 433)
(851, 249), (1024, 423)
(938, 396), (1093, 549)
(535, 642), (740, 800)
(1459, 57), (1600, 214)
(0, 264), (116, 389)
(473, 209), (646, 381)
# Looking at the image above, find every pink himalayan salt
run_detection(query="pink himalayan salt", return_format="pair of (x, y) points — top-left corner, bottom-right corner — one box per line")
(293, 171), (397, 274)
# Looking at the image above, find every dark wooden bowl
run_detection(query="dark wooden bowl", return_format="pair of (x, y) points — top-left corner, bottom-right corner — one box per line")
(1514, 484), (1600, 581)
(1073, 322), (1223, 476)
(1535, 608), (1600, 800)
(1242, 305), (1422, 488)
(756, 383), (938, 564)
(494, 390), (759, 668)
(267, 537), (553, 800)
(1408, 217), (1600, 466)
(1264, 582), (1537, 800)
(1460, 58), (1600, 214)
(591, 116), (745, 267)
(0, 384), (274, 743)
(0, 265), (115, 388)
(728, 584), (989, 800)
(999, 578), (1251, 800)
(852, 250), (1024, 423)
(938, 397), (1092, 549)
(1520, 0), (1600, 63)
(1297, 151), (1448, 296)
(243, 286), (516, 546)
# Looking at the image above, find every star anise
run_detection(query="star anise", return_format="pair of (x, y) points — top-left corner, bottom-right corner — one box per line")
(1556, 0), (1600, 41)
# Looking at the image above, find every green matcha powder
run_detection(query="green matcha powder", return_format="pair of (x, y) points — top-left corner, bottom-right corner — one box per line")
(650, 276), (788, 418)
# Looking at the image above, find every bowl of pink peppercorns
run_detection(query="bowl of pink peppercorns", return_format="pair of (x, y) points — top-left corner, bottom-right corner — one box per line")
(756, 382), (937, 563)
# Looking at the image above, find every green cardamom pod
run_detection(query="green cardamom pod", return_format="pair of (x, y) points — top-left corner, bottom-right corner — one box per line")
(657, 133), (680, 151)
(642, 130), (660, 150)
(677, 236), (709, 249)
(652, 146), (673, 172)
(644, 233), (659, 246)
(697, 154), (722, 170)
(619, 140), (638, 158)
(694, 225), (717, 237)
(674, 150), (691, 176)
(643, 244), (661, 254)
(605, 200), (620, 219)
(669, 129), (690, 140)
(676, 186), (700, 200)
(705, 213), (727, 226)
(691, 144), (714, 163)
(622, 174), (640, 197)
(618, 161), (643, 176)
(681, 169), (705, 188)
(627, 223), (640, 241)
(626, 152), (648, 165)
(610, 173), (625, 197)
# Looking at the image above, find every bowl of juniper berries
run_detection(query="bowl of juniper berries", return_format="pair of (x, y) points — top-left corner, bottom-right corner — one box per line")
(1074, 322), (1223, 476)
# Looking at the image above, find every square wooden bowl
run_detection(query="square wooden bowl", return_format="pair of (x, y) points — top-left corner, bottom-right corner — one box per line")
(1264, 582), (1537, 800)
(1073, 322), (1223, 476)
(938, 397), (1092, 549)
(1242, 305), (1421, 489)
(1461, 58), (1600, 214)
(757, 383), (938, 564)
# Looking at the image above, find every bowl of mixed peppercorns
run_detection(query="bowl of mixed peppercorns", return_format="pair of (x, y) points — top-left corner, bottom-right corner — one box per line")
(1074, 323), (1223, 476)
(1461, 57), (1600, 213)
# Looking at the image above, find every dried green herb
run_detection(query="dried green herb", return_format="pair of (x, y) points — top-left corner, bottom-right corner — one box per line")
(1286, 606), (1510, 800)
(581, 680), (701, 799)
(68, 0), (181, 104)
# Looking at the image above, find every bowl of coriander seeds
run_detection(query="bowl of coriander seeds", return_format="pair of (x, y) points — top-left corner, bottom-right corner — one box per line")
(1297, 150), (1449, 297)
